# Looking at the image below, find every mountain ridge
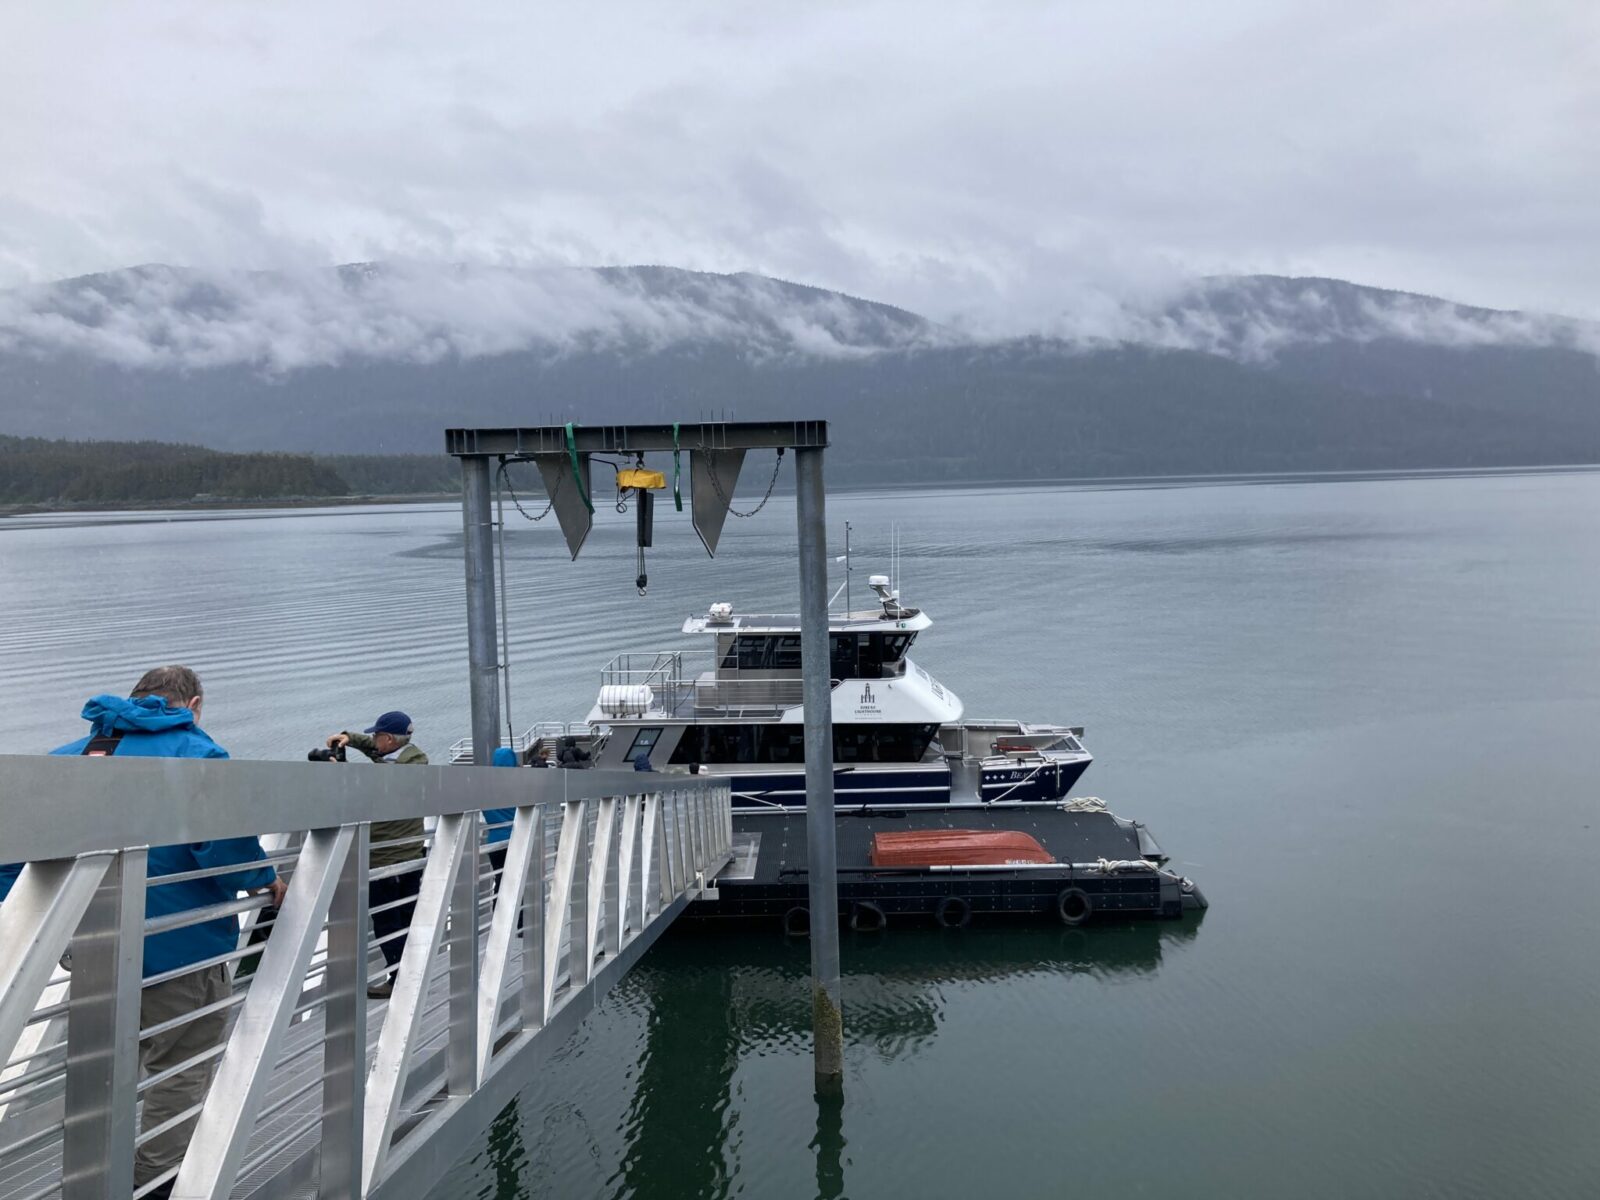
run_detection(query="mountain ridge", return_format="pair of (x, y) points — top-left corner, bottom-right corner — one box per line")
(1, 263), (1596, 481)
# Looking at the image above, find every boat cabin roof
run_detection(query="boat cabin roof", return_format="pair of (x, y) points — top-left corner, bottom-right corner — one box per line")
(682, 608), (932, 635)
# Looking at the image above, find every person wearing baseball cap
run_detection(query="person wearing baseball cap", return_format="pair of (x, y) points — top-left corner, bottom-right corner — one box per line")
(325, 711), (428, 998)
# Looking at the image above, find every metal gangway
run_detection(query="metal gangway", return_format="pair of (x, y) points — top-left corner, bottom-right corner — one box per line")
(0, 754), (731, 1200)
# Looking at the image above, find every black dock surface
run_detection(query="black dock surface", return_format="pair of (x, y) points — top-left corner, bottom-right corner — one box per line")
(689, 803), (1204, 929)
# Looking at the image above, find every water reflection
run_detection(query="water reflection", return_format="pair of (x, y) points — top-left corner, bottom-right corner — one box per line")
(481, 1101), (527, 1200)
(810, 1087), (845, 1200)
(604, 916), (1204, 1200)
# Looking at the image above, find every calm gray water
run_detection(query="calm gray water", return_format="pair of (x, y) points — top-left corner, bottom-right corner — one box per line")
(2, 469), (1598, 1198)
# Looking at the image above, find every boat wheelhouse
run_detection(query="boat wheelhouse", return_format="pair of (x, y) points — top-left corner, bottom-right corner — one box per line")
(489, 574), (1093, 810)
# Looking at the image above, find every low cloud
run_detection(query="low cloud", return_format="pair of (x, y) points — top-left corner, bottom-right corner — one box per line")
(0, 263), (945, 372)
(1, 263), (1594, 374)
(1039, 277), (1600, 361)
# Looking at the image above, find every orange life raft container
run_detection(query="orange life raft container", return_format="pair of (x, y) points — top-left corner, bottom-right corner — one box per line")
(868, 829), (1056, 868)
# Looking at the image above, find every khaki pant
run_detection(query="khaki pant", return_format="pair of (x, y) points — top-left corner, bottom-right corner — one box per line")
(135, 964), (231, 1187)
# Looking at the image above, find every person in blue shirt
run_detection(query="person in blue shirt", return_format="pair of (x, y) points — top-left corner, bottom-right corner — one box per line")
(45, 665), (284, 1198)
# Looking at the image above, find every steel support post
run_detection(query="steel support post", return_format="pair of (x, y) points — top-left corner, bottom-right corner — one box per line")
(322, 823), (369, 1200)
(519, 808), (547, 1032)
(461, 455), (503, 766)
(794, 446), (843, 1087)
(61, 849), (145, 1200)
(446, 822), (480, 1099)
(175, 826), (356, 1200)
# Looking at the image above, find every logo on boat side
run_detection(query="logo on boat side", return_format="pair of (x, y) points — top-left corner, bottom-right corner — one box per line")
(854, 681), (882, 717)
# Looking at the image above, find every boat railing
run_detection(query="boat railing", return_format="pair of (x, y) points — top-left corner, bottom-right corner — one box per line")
(684, 674), (806, 717)
(447, 721), (595, 765)
(600, 651), (686, 693)
(597, 652), (812, 718)
(940, 720), (1089, 760)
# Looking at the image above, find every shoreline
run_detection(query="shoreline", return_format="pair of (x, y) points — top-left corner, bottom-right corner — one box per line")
(5, 461), (1599, 520)
(0, 491), (462, 518)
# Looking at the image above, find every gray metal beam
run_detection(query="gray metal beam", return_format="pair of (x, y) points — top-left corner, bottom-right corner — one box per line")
(363, 813), (473, 1191)
(174, 826), (355, 1200)
(0, 757), (655, 862)
(0, 856), (112, 1075)
(794, 446), (844, 1087)
(320, 823), (369, 1200)
(477, 806), (541, 1078)
(61, 850), (145, 1200)
(445, 421), (829, 458)
(446, 820), (480, 1099)
(461, 455), (503, 768)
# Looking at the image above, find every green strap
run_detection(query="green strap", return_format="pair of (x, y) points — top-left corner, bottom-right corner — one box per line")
(672, 422), (683, 511)
(565, 422), (593, 514)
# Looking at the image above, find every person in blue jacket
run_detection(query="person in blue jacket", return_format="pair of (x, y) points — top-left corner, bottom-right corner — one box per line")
(47, 665), (284, 1198)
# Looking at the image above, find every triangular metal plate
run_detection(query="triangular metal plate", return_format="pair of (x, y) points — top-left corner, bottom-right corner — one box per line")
(535, 453), (593, 559)
(689, 449), (746, 558)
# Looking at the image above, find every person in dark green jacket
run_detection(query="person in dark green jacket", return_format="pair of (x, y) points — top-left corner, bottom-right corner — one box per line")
(325, 711), (427, 999)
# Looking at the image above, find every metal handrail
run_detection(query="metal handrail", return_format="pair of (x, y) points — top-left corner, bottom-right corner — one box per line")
(0, 755), (732, 1200)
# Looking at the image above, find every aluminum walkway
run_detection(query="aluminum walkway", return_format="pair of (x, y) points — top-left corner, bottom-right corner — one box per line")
(0, 756), (731, 1200)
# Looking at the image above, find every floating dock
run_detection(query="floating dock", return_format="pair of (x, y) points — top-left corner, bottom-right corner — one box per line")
(691, 801), (1206, 930)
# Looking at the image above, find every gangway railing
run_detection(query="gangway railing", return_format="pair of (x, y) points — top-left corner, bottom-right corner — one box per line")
(0, 755), (730, 1200)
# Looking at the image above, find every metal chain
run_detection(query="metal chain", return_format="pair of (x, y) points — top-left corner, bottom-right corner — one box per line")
(499, 459), (559, 522)
(702, 448), (784, 518)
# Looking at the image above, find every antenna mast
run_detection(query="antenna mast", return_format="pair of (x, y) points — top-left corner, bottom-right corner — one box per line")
(844, 521), (852, 614)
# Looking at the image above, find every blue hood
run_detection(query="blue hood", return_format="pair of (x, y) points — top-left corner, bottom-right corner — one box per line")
(40, 691), (263, 979)
(81, 694), (198, 738)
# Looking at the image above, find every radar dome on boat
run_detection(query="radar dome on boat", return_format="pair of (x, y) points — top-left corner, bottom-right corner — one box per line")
(598, 684), (654, 717)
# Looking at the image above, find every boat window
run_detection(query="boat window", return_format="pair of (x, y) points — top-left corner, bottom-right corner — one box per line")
(834, 723), (940, 763)
(668, 724), (805, 765)
(830, 632), (917, 678)
(625, 728), (663, 759)
(726, 632), (916, 677)
(668, 723), (940, 764)
(829, 634), (860, 678)
(724, 635), (803, 671)
(773, 635), (802, 669)
(880, 634), (912, 661)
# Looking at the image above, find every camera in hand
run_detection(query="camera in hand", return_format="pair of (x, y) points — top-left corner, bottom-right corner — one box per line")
(307, 745), (347, 763)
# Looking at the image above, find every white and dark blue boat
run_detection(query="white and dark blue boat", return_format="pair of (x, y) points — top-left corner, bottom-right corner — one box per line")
(534, 575), (1093, 809)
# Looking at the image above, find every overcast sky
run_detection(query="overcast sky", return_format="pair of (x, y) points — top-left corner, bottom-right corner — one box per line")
(1, 0), (1595, 326)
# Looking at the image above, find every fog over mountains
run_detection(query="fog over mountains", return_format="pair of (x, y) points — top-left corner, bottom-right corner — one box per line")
(1, 263), (1596, 481)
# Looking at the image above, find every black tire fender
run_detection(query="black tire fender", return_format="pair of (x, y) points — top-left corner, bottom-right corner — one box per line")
(782, 906), (811, 937)
(934, 895), (972, 929)
(849, 900), (887, 933)
(1056, 887), (1092, 927)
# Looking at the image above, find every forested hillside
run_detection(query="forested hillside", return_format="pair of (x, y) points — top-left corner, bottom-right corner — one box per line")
(0, 436), (457, 505)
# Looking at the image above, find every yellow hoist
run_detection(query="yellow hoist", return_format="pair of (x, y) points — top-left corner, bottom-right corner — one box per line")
(617, 457), (667, 595)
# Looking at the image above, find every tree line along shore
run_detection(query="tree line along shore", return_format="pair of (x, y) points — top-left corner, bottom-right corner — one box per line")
(0, 434), (460, 508)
